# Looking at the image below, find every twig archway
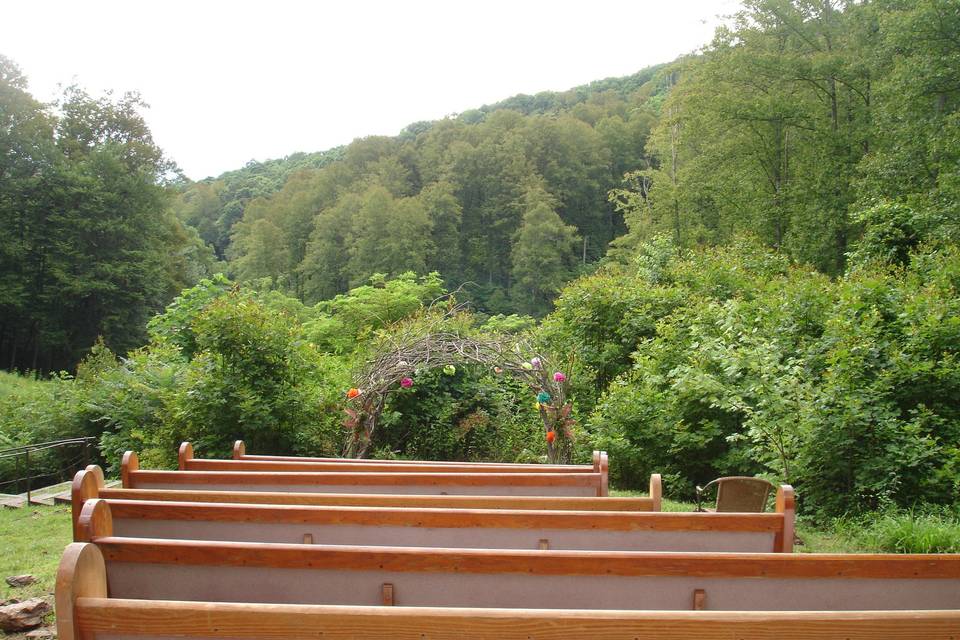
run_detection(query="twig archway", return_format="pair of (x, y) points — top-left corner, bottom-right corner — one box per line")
(343, 333), (574, 462)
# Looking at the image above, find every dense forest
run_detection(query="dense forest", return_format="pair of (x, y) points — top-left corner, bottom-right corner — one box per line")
(1, 0), (959, 523)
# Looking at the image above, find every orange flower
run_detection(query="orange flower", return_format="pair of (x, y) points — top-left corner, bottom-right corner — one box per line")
(546, 431), (556, 443)
(346, 388), (360, 399)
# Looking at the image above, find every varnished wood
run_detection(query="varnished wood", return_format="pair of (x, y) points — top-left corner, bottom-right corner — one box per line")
(94, 537), (960, 579)
(649, 474), (662, 512)
(303, 533), (313, 544)
(97, 487), (655, 510)
(72, 598), (960, 639)
(177, 442), (194, 470)
(184, 458), (599, 474)
(98, 499), (783, 532)
(232, 440), (600, 472)
(128, 469), (604, 489)
(55, 543), (107, 640)
(71, 468), (103, 540)
(120, 451), (138, 488)
(775, 485), (796, 553)
(600, 451), (609, 497)
(76, 499), (113, 542)
(693, 589), (706, 611)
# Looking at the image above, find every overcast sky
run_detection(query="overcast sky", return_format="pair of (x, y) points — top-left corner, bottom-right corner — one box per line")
(5, 1), (740, 180)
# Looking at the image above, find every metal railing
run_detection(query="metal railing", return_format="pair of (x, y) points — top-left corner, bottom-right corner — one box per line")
(0, 437), (96, 503)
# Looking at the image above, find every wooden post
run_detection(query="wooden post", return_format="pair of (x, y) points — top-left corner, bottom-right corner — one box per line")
(650, 474), (663, 511)
(774, 485), (796, 553)
(692, 589), (706, 610)
(178, 442), (194, 470)
(381, 583), (394, 606)
(233, 440), (246, 460)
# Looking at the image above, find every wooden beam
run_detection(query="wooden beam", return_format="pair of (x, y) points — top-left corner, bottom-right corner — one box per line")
(73, 599), (960, 639)
(102, 500), (781, 532)
(94, 538), (960, 579)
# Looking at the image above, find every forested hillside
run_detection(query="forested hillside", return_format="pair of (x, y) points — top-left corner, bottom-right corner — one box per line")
(175, 66), (667, 314)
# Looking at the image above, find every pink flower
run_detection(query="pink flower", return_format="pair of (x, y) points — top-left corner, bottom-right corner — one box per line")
(553, 372), (566, 382)
(400, 377), (414, 388)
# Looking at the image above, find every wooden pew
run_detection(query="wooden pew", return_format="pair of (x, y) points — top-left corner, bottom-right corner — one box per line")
(58, 543), (960, 640)
(204, 440), (609, 473)
(61, 537), (960, 612)
(74, 489), (795, 551)
(189, 440), (610, 476)
(71, 467), (663, 538)
(226, 440), (609, 473)
(122, 451), (609, 496)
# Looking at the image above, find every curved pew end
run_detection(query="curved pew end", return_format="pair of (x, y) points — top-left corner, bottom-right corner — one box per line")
(55, 542), (107, 640)
(774, 485), (796, 553)
(178, 442), (194, 470)
(120, 451), (139, 488)
(599, 452), (609, 496)
(77, 499), (114, 542)
(649, 474), (663, 512)
(71, 467), (104, 541)
(233, 440), (246, 460)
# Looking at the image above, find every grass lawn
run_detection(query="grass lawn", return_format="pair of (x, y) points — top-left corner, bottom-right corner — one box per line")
(0, 504), (72, 637)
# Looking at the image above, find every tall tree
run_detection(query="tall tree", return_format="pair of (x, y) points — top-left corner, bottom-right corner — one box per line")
(510, 187), (581, 315)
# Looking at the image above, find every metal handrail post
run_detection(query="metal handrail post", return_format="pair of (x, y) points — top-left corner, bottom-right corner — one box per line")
(25, 448), (30, 504)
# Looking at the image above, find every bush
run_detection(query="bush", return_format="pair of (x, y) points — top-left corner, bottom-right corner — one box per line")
(582, 239), (960, 515)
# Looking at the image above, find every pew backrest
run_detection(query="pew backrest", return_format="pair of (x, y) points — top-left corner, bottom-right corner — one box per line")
(75, 492), (795, 552)
(70, 537), (960, 612)
(58, 543), (960, 640)
(123, 451), (607, 497)
(179, 441), (608, 476)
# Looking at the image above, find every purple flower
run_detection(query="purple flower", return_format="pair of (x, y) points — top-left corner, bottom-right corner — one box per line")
(400, 377), (414, 388)
(553, 372), (566, 382)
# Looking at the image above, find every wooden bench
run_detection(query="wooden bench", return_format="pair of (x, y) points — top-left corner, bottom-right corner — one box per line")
(59, 537), (960, 612)
(58, 544), (960, 640)
(121, 451), (609, 496)
(72, 466), (662, 538)
(74, 488), (794, 551)
(182, 441), (610, 476)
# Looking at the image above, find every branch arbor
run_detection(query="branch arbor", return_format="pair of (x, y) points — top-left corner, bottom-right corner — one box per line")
(343, 333), (573, 462)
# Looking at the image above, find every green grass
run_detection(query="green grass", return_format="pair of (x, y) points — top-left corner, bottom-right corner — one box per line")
(0, 504), (72, 630)
(0, 504), (72, 599)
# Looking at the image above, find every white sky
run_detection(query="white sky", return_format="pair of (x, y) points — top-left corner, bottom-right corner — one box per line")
(4, 1), (740, 180)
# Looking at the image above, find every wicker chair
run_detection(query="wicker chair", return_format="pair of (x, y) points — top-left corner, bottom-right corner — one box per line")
(695, 476), (776, 512)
